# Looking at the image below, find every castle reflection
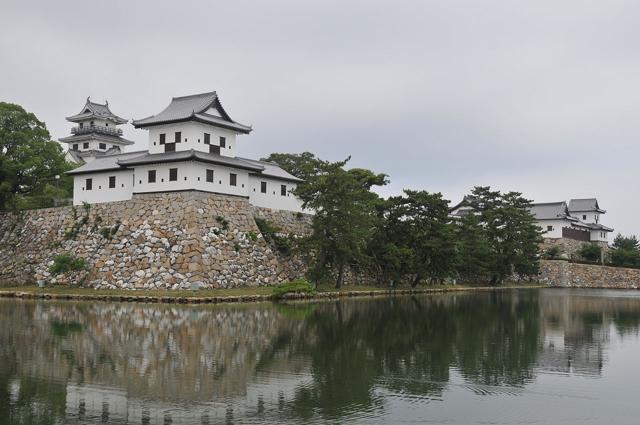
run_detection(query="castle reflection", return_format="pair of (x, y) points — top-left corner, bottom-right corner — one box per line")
(1, 288), (639, 424)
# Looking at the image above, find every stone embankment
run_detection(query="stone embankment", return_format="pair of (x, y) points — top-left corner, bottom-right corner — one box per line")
(539, 260), (640, 289)
(0, 191), (312, 290)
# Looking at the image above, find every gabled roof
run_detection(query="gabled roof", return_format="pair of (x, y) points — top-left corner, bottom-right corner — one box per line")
(238, 158), (304, 182)
(66, 98), (128, 124)
(568, 198), (606, 213)
(529, 202), (578, 221)
(116, 149), (264, 172)
(132, 91), (252, 133)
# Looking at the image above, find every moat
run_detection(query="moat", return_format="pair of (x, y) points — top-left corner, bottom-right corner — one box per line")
(2, 288), (640, 424)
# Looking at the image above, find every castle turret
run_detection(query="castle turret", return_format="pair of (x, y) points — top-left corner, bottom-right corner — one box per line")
(60, 97), (134, 164)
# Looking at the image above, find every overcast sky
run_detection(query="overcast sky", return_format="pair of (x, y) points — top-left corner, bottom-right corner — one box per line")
(2, 0), (639, 235)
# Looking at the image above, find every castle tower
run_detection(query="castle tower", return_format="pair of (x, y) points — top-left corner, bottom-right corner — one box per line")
(59, 97), (134, 164)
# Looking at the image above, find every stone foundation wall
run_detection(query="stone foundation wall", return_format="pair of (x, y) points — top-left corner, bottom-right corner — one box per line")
(0, 191), (314, 290)
(539, 260), (640, 289)
(541, 238), (610, 260)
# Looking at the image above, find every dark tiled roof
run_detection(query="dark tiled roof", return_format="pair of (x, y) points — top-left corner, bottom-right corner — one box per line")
(529, 202), (577, 221)
(59, 133), (135, 145)
(238, 158), (304, 182)
(66, 150), (149, 175)
(568, 198), (605, 213)
(132, 91), (252, 133)
(117, 149), (264, 171)
(66, 98), (128, 124)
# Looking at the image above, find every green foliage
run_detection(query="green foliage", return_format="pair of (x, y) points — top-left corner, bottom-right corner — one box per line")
(272, 279), (316, 299)
(255, 218), (292, 254)
(216, 215), (229, 230)
(234, 242), (241, 252)
(454, 212), (492, 282)
(82, 201), (91, 214)
(49, 253), (88, 275)
(295, 156), (388, 288)
(463, 187), (543, 284)
(542, 245), (563, 260)
(609, 234), (640, 267)
(261, 152), (323, 181)
(98, 220), (121, 239)
(0, 102), (75, 210)
(576, 243), (602, 262)
(370, 190), (455, 287)
(245, 231), (258, 241)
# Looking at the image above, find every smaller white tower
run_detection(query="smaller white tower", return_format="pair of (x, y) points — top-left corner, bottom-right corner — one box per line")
(60, 97), (134, 164)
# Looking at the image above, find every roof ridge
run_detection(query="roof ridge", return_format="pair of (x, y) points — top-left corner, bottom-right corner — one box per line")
(171, 91), (217, 101)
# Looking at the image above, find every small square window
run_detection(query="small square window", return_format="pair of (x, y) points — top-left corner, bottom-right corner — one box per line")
(230, 173), (237, 186)
(99, 143), (107, 150)
(206, 169), (214, 183)
(261, 181), (267, 193)
(109, 176), (116, 188)
(219, 137), (226, 148)
(204, 133), (210, 145)
(547, 225), (553, 232)
(148, 170), (156, 183)
(86, 178), (92, 190)
(73, 144), (79, 150)
(583, 214), (587, 220)
(169, 168), (178, 181)
(281, 185), (287, 196)
(174, 132), (181, 143)
(159, 134), (166, 145)
(83, 142), (89, 149)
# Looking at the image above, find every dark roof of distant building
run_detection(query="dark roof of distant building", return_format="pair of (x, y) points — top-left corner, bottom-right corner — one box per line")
(568, 198), (606, 213)
(59, 133), (135, 145)
(66, 98), (128, 124)
(529, 202), (578, 221)
(132, 91), (252, 133)
(238, 158), (304, 182)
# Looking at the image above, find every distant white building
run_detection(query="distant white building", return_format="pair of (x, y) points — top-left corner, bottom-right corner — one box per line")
(66, 91), (306, 213)
(530, 198), (613, 244)
(449, 197), (613, 244)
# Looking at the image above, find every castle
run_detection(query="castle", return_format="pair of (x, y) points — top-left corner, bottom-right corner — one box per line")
(61, 91), (306, 213)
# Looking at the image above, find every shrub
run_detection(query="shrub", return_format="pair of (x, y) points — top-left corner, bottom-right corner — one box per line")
(49, 253), (88, 275)
(542, 246), (563, 260)
(576, 244), (602, 263)
(272, 279), (316, 299)
(255, 218), (292, 254)
(216, 215), (229, 230)
(245, 231), (258, 241)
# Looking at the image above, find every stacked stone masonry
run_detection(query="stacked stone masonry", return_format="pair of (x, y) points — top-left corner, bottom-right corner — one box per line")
(539, 260), (640, 289)
(0, 192), (313, 289)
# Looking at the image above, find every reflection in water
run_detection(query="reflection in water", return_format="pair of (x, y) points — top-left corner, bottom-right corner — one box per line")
(1, 289), (640, 424)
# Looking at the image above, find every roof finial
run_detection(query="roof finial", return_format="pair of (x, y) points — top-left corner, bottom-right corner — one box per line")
(86, 96), (91, 103)
(105, 99), (109, 106)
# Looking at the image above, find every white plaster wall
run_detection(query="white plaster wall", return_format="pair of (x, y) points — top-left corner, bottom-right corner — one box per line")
(146, 122), (238, 156)
(248, 176), (306, 213)
(73, 170), (134, 205)
(535, 219), (569, 239)
(131, 161), (250, 197)
(573, 211), (600, 224)
(590, 230), (609, 242)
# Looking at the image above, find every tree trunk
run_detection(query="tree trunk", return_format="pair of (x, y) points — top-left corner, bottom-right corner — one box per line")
(411, 275), (421, 288)
(335, 264), (344, 289)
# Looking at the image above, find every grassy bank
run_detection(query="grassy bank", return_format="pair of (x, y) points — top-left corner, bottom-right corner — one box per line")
(0, 282), (545, 304)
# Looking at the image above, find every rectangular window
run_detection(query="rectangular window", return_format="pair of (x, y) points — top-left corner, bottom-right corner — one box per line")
(73, 144), (78, 150)
(99, 143), (107, 150)
(261, 181), (267, 193)
(79, 122), (84, 129)
(547, 225), (553, 232)
(159, 133), (166, 145)
(230, 173), (237, 186)
(582, 214), (587, 220)
(109, 176), (116, 188)
(83, 142), (89, 149)
(148, 170), (156, 183)
(169, 168), (178, 181)
(204, 133), (210, 145)
(281, 184), (287, 196)
(86, 178), (92, 190)
(206, 169), (214, 182)
(175, 132), (181, 143)
(219, 137), (226, 148)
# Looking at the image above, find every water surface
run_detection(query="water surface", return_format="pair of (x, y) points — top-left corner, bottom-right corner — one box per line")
(2, 288), (640, 424)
